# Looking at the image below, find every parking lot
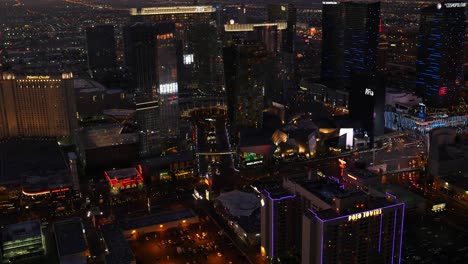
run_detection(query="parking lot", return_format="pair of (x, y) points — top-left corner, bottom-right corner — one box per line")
(130, 215), (248, 264)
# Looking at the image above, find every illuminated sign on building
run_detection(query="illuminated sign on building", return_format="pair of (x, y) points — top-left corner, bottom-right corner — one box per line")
(364, 88), (374, 96)
(348, 208), (382, 221)
(183, 54), (194, 65)
(159, 82), (178, 94)
(444, 3), (466, 8)
(245, 160), (263, 166)
(131, 6), (215, 16)
(26, 75), (51, 80)
(431, 203), (446, 212)
(323, 1), (338, 4)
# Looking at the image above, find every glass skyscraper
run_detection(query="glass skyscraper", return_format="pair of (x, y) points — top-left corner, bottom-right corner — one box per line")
(321, 1), (380, 90)
(129, 6), (220, 94)
(85, 25), (117, 78)
(124, 22), (180, 157)
(223, 40), (270, 131)
(415, 2), (465, 108)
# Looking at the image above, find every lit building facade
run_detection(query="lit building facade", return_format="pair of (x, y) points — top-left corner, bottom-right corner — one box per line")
(261, 177), (406, 264)
(157, 25), (180, 137)
(302, 203), (405, 264)
(415, 2), (465, 108)
(1, 221), (46, 263)
(129, 6), (220, 94)
(85, 25), (117, 77)
(104, 167), (143, 192)
(321, 1), (380, 90)
(0, 73), (77, 139)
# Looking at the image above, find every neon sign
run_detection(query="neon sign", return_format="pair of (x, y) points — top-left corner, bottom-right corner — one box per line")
(348, 208), (382, 221)
(365, 88), (374, 96)
(26, 75), (50, 80)
(246, 160), (262, 166)
(444, 3), (465, 8)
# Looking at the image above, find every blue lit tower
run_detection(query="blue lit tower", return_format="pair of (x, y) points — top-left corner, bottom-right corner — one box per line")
(321, 1), (343, 90)
(321, 1), (381, 90)
(415, 2), (465, 108)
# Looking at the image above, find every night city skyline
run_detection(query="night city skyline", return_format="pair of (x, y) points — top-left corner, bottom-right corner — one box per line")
(0, 1), (467, 264)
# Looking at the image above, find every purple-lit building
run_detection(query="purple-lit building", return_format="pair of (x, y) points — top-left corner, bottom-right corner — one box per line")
(260, 185), (297, 260)
(269, 177), (406, 264)
(301, 199), (405, 264)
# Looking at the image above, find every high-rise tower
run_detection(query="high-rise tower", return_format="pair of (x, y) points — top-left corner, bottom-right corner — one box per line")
(415, 1), (465, 108)
(129, 6), (219, 94)
(85, 25), (117, 78)
(223, 40), (270, 131)
(124, 22), (179, 157)
(321, 1), (381, 90)
(0, 73), (76, 139)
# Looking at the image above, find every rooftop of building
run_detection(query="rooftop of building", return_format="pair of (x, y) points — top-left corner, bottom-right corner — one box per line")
(309, 197), (400, 221)
(216, 190), (260, 217)
(103, 109), (136, 118)
(0, 139), (71, 192)
(290, 177), (365, 204)
(54, 218), (88, 256)
(439, 143), (468, 161)
(224, 22), (287, 32)
(120, 209), (196, 231)
(74, 78), (107, 93)
(440, 175), (468, 191)
(371, 184), (426, 207)
(105, 168), (140, 180)
(100, 224), (135, 264)
(75, 124), (139, 150)
(236, 210), (261, 234)
(263, 184), (295, 200)
(141, 151), (194, 168)
(238, 129), (275, 155)
(2, 220), (42, 243)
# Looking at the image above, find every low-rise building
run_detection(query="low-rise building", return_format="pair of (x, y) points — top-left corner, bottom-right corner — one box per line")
(54, 218), (89, 264)
(1, 221), (45, 263)
(100, 224), (136, 264)
(105, 167), (144, 193)
(214, 190), (261, 245)
(120, 209), (199, 240)
(75, 124), (139, 169)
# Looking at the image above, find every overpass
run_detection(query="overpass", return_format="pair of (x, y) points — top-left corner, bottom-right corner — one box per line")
(385, 167), (424, 175)
(196, 151), (236, 156)
(179, 96), (226, 118)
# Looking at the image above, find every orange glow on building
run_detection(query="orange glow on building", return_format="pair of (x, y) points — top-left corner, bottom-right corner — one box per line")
(105, 167), (143, 190)
(22, 187), (71, 197)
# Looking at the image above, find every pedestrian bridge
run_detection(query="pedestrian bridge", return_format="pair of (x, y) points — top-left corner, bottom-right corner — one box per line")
(179, 96), (227, 118)
(196, 151), (235, 156)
